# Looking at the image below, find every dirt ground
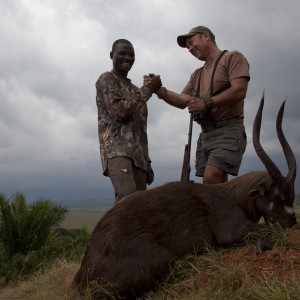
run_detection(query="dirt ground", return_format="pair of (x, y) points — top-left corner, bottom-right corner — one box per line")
(215, 228), (300, 282)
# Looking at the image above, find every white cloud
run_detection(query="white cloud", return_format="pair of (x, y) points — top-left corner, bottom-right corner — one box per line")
(0, 0), (299, 206)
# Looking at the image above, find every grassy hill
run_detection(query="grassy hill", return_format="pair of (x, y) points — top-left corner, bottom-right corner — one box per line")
(1, 228), (300, 299)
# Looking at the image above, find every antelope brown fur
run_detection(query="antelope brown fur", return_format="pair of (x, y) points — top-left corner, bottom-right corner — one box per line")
(73, 95), (297, 299)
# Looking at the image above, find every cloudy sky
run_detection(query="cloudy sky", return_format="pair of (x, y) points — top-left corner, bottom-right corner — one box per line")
(1, 0), (299, 208)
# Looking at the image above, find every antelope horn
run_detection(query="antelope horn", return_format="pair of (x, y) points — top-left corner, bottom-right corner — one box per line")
(276, 98), (297, 184)
(252, 91), (285, 186)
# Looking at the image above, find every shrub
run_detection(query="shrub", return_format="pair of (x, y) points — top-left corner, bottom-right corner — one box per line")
(0, 192), (70, 285)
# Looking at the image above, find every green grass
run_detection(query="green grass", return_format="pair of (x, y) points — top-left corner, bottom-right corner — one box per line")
(150, 253), (300, 300)
(1, 244), (299, 300)
(61, 210), (106, 231)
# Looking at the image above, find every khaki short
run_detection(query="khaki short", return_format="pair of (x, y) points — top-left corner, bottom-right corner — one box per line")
(195, 122), (247, 177)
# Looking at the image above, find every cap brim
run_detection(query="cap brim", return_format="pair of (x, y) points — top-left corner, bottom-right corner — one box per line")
(177, 33), (195, 48)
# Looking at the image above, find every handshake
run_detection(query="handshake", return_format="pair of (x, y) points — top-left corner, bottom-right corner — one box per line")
(143, 73), (163, 94)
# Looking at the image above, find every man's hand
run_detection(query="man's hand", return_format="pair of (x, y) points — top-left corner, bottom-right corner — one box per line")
(187, 97), (206, 113)
(143, 74), (153, 86)
(146, 75), (162, 93)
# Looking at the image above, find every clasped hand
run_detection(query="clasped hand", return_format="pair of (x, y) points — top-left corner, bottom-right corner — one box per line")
(143, 74), (162, 93)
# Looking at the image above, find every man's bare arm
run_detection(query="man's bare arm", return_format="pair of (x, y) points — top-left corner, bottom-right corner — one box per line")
(156, 87), (192, 109)
(143, 74), (191, 109)
(187, 77), (249, 113)
(211, 77), (249, 107)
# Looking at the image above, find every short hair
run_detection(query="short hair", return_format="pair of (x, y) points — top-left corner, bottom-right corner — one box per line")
(112, 39), (132, 52)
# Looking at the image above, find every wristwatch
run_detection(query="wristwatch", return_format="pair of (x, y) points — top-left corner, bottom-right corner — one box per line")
(203, 96), (214, 111)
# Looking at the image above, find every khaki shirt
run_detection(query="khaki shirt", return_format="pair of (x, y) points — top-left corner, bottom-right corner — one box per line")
(96, 71), (152, 176)
(182, 50), (250, 120)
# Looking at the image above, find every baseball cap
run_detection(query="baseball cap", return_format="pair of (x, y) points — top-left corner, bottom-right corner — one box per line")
(177, 26), (215, 48)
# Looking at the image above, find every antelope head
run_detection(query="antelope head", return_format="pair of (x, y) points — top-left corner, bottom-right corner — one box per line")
(251, 92), (297, 228)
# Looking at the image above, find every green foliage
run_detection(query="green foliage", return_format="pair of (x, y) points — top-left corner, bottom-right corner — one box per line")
(49, 227), (90, 261)
(0, 227), (90, 288)
(0, 192), (90, 286)
(0, 192), (68, 256)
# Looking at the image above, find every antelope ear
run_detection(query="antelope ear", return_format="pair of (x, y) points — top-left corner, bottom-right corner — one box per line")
(248, 187), (265, 198)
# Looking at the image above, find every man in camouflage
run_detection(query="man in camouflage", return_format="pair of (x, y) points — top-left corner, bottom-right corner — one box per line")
(96, 39), (162, 202)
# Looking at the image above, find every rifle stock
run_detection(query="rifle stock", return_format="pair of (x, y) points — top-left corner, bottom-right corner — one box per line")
(180, 113), (193, 181)
(181, 144), (189, 181)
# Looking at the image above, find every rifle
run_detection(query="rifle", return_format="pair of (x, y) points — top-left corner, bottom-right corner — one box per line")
(181, 112), (193, 181)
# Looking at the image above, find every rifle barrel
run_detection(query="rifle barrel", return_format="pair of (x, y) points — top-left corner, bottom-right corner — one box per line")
(186, 113), (193, 181)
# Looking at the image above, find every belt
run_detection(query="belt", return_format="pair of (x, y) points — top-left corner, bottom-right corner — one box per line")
(200, 116), (243, 133)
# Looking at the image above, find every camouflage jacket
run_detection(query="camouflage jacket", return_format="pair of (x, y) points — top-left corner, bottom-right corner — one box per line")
(96, 71), (153, 176)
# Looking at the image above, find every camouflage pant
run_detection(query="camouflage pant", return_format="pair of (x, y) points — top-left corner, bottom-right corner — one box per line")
(108, 157), (147, 202)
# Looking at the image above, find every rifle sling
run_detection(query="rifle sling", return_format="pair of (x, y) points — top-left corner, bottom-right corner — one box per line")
(196, 50), (229, 97)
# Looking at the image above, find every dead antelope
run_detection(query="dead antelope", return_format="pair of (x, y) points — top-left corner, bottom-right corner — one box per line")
(73, 95), (297, 299)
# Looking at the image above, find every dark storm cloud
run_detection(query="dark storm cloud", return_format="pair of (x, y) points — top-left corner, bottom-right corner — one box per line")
(0, 0), (299, 207)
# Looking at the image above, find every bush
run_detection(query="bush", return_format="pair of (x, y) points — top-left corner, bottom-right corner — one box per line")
(48, 227), (90, 261)
(0, 192), (89, 287)
(0, 192), (68, 256)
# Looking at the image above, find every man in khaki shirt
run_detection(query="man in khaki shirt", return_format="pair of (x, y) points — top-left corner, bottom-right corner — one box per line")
(144, 26), (250, 184)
